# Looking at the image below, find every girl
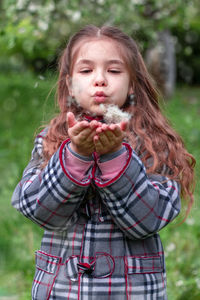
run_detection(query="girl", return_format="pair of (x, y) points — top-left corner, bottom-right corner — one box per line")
(12, 25), (195, 300)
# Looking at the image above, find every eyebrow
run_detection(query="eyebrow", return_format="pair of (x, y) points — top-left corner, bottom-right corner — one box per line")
(75, 59), (125, 66)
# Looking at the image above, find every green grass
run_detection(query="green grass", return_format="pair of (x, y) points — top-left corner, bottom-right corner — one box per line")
(0, 72), (200, 299)
(0, 72), (57, 299)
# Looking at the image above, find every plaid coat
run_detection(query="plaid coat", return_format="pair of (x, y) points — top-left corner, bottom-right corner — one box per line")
(12, 130), (181, 300)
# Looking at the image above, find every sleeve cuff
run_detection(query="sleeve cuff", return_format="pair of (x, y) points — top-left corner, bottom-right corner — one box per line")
(67, 143), (93, 162)
(59, 140), (95, 185)
(98, 146), (126, 162)
(95, 145), (130, 184)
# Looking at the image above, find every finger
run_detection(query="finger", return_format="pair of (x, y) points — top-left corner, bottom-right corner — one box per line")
(120, 121), (128, 131)
(89, 120), (100, 129)
(97, 132), (110, 146)
(78, 127), (97, 142)
(96, 127), (103, 134)
(101, 124), (109, 131)
(109, 124), (122, 137)
(94, 137), (103, 154)
(71, 121), (90, 136)
(67, 112), (76, 128)
(93, 135), (99, 143)
(100, 127), (115, 141)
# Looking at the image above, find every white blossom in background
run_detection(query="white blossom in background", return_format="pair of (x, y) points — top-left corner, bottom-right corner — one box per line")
(71, 11), (81, 22)
(44, 1), (55, 13)
(16, 0), (27, 10)
(38, 75), (45, 80)
(166, 243), (176, 253)
(28, 3), (39, 13)
(38, 20), (49, 31)
(196, 278), (200, 289)
(176, 280), (184, 287)
(97, 0), (106, 4)
(34, 82), (39, 89)
(18, 27), (26, 34)
(185, 218), (195, 226)
(130, 0), (145, 4)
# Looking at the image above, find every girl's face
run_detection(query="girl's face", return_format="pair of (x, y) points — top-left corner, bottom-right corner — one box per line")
(67, 38), (133, 115)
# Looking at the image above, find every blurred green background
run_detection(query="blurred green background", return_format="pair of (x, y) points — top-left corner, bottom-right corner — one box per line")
(0, 1), (200, 299)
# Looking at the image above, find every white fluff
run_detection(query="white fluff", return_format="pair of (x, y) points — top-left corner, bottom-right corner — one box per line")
(100, 104), (131, 124)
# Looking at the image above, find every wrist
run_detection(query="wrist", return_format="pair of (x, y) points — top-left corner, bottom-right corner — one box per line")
(99, 145), (126, 162)
(107, 145), (123, 155)
(96, 144), (123, 156)
(70, 142), (93, 157)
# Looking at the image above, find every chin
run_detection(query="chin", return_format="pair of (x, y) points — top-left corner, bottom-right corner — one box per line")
(83, 108), (102, 117)
(88, 107), (104, 116)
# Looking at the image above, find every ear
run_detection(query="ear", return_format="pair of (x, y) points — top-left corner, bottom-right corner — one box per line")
(66, 75), (73, 97)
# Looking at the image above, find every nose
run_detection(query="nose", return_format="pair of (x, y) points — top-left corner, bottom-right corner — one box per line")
(94, 71), (107, 87)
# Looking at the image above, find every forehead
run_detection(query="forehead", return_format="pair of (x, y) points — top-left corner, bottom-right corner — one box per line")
(72, 38), (125, 64)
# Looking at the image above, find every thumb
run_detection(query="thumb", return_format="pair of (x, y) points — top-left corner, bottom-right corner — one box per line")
(67, 112), (77, 128)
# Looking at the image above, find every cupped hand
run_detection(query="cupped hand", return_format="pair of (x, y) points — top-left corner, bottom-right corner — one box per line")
(67, 112), (99, 156)
(93, 121), (128, 155)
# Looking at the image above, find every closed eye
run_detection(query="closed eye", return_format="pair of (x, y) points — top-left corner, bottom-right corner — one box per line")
(80, 69), (92, 73)
(108, 69), (121, 73)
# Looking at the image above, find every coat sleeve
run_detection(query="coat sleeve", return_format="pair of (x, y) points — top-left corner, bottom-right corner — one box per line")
(11, 135), (92, 231)
(94, 143), (181, 240)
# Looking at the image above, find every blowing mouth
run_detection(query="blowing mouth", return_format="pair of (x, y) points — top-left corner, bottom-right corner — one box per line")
(94, 91), (107, 97)
(93, 91), (108, 104)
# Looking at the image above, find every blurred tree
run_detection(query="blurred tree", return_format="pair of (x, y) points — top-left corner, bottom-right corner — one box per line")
(146, 30), (176, 97)
(0, 0), (199, 84)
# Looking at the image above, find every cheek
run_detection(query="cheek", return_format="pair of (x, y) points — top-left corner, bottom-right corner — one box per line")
(72, 78), (83, 95)
(117, 84), (129, 98)
(72, 77), (90, 96)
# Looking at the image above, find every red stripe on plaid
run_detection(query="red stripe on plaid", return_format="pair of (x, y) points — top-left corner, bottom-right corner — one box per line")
(124, 257), (129, 300)
(36, 255), (58, 266)
(34, 279), (51, 287)
(37, 199), (73, 218)
(78, 273), (82, 300)
(24, 180), (33, 184)
(161, 272), (165, 288)
(122, 205), (155, 231)
(121, 174), (170, 231)
(135, 190), (170, 222)
(108, 275), (112, 299)
(72, 223), (79, 255)
(129, 271), (132, 298)
(39, 186), (78, 227)
(49, 232), (54, 254)
(169, 185), (177, 191)
(67, 280), (72, 300)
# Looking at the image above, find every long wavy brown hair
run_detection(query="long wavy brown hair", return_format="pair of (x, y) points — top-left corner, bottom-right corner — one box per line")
(42, 25), (195, 218)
